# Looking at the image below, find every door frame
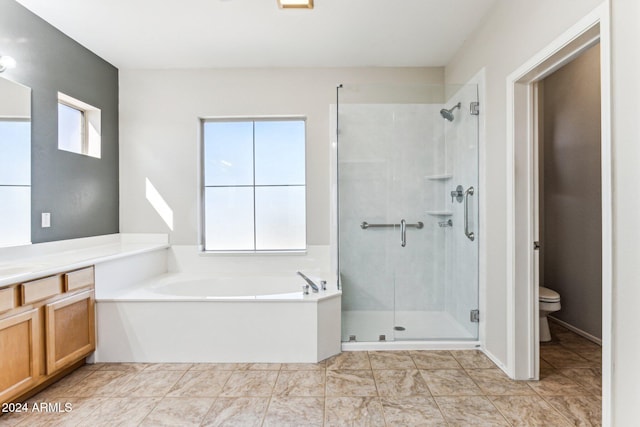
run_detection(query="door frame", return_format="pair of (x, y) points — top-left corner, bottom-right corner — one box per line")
(505, 3), (612, 425)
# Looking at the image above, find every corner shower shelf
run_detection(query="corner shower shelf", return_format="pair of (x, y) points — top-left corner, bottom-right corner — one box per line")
(425, 174), (453, 180)
(426, 211), (453, 216)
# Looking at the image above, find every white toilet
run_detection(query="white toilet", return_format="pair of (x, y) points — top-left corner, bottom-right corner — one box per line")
(539, 286), (561, 342)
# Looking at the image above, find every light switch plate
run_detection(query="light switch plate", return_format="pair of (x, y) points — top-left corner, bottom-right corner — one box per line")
(41, 212), (51, 228)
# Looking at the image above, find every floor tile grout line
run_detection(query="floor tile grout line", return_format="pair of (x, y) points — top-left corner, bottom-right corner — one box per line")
(172, 378), (219, 425)
(484, 395), (518, 427)
(136, 367), (190, 426)
(374, 395), (390, 427)
(323, 364), (331, 426)
(426, 353), (517, 426)
(462, 362), (539, 397)
(216, 367), (237, 398)
(321, 376), (327, 427)
(157, 395), (217, 427)
(536, 392), (589, 426)
(530, 368), (594, 399)
(430, 395), (455, 427)
(259, 365), (282, 427)
(199, 395), (226, 427)
(555, 368), (603, 397)
(321, 389), (326, 427)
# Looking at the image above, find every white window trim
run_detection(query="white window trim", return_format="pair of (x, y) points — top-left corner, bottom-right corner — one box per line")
(199, 116), (308, 254)
(57, 92), (101, 158)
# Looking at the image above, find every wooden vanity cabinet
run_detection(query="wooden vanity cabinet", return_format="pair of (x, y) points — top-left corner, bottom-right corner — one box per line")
(0, 266), (95, 405)
(0, 308), (40, 404)
(45, 289), (95, 374)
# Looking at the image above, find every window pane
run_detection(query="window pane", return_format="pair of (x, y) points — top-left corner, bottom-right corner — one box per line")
(204, 121), (253, 186)
(58, 103), (83, 154)
(255, 186), (306, 250)
(255, 120), (305, 185)
(0, 187), (30, 247)
(0, 120), (30, 185)
(205, 187), (254, 250)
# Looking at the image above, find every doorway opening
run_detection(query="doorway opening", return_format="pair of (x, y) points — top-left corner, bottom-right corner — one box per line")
(536, 40), (602, 398)
(506, 4), (611, 425)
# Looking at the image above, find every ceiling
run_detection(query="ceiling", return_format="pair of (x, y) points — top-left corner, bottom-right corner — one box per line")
(16, 0), (497, 69)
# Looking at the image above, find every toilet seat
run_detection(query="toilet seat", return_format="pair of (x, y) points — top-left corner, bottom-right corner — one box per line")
(539, 286), (560, 303)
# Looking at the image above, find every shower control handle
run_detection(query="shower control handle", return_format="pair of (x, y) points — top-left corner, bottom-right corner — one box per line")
(451, 185), (464, 203)
(464, 186), (475, 241)
(400, 219), (406, 247)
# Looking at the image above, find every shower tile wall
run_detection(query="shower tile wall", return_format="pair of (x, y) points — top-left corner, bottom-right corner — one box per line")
(443, 85), (479, 337)
(339, 104), (446, 313)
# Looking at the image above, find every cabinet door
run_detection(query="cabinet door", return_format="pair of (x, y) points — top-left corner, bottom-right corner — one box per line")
(45, 290), (95, 374)
(0, 308), (40, 403)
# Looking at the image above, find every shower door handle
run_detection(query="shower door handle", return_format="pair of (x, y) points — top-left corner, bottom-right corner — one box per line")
(464, 187), (475, 241)
(400, 219), (407, 247)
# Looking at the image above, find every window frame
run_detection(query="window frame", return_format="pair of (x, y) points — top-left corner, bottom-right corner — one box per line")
(58, 101), (86, 153)
(199, 116), (307, 254)
(57, 92), (101, 158)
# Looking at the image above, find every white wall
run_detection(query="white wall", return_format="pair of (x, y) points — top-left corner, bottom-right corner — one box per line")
(444, 0), (604, 368)
(119, 67), (442, 245)
(610, 0), (640, 424)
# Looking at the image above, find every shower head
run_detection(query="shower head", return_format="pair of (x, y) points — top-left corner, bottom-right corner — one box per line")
(440, 102), (461, 122)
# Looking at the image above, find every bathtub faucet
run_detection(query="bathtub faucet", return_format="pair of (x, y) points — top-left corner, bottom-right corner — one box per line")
(297, 271), (319, 293)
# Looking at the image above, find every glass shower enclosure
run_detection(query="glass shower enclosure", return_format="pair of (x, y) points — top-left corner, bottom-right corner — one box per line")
(336, 83), (479, 342)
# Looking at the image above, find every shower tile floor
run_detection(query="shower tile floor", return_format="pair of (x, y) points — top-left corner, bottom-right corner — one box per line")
(0, 322), (601, 426)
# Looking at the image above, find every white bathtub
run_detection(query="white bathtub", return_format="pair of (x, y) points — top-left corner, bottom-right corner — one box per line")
(94, 269), (342, 363)
(146, 273), (305, 299)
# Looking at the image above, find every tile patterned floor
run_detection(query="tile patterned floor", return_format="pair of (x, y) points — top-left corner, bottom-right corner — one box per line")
(0, 323), (601, 426)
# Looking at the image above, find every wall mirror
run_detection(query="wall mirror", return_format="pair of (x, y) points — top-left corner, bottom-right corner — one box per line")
(0, 76), (31, 247)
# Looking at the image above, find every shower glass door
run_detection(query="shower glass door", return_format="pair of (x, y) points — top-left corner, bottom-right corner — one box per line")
(337, 83), (479, 342)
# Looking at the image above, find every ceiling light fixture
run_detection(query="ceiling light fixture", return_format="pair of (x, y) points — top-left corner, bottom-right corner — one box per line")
(0, 55), (17, 73)
(278, 0), (313, 9)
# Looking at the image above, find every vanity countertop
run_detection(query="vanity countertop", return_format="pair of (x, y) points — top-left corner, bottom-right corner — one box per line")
(0, 233), (169, 287)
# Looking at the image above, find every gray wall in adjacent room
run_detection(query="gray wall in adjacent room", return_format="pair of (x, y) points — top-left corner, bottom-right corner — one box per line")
(541, 43), (602, 339)
(0, 0), (119, 243)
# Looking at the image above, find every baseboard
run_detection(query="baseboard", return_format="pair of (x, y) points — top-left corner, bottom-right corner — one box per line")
(482, 347), (509, 376)
(548, 316), (602, 345)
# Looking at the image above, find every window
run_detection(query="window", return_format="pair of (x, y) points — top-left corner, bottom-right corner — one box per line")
(0, 118), (31, 247)
(57, 92), (101, 158)
(202, 118), (306, 252)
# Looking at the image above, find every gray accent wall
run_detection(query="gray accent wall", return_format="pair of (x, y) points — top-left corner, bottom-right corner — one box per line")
(541, 43), (601, 339)
(0, 0), (119, 243)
